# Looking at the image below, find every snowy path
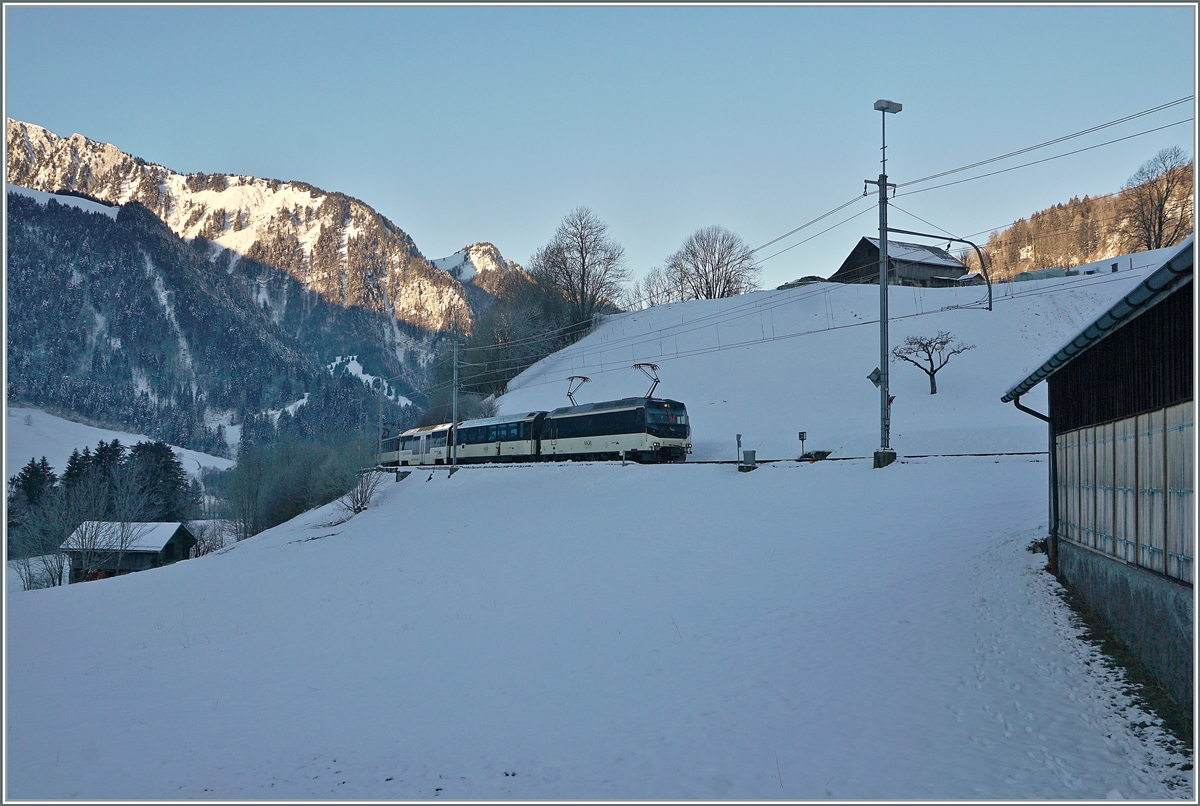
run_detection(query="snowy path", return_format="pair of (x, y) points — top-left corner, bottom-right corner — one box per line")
(5, 457), (1191, 799)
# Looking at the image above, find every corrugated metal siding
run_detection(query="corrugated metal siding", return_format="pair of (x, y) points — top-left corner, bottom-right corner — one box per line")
(1137, 410), (1167, 574)
(1166, 401), (1194, 583)
(1096, 421), (1115, 557)
(1080, 426), (1097, 549)
(1114, 416), (1139, 564)
(1057, 403), (1193, 585)
(1048, 286), (1192, 432)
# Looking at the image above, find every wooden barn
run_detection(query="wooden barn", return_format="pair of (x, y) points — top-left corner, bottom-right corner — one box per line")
(1002, 235), (1193, 710)
(61, 521), (197, 584)
(828, 237), (969, 286)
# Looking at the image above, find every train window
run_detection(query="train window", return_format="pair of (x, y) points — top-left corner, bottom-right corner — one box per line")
(430, 432), (447, 448)
(647, 410), (688, 426)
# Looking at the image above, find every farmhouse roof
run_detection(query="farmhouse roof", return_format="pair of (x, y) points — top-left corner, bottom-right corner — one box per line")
(1001, 236), (1193, 403)
(865, 238), (966, 269)
(61, 522), (190, 553)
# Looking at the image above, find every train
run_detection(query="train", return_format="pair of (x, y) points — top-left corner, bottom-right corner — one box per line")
(379, 397), (692, 466)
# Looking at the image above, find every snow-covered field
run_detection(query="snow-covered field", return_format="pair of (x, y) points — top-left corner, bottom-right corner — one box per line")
(5, 259), (1192, 799)
(500, 267), (1162, 460)
(5, 407), (234, 479)
(5, 459), (1191, 799)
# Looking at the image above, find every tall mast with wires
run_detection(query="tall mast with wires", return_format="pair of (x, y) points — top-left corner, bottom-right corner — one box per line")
(867, 99), (901, 469)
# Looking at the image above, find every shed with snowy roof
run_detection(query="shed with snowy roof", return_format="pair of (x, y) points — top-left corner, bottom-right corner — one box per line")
(1002, 235), (1193, 711)
(828, 237), (969, 287)
(61, 521), (197, 584)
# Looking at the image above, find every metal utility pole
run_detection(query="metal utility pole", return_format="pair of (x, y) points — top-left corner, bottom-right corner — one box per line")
(865, 99), (901, 469)
(451, 341), (458, 466)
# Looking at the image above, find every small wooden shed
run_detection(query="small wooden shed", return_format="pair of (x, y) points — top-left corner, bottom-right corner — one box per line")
(1002, 235), (1193, 709)
(61, 522), (197, 584)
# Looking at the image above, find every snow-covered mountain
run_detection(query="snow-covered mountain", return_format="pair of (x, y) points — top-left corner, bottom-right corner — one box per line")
(431, 242), (522, 283)
(6, 120), (519, 335)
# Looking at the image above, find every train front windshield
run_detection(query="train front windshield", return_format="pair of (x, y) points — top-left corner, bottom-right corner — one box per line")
(645, 405), (689, 438)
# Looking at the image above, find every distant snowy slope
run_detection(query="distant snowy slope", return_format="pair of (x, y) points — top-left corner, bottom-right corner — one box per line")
(6, 184), (118, 218)
(5, 407), (232, 478)
(498, 265), (1159, 459)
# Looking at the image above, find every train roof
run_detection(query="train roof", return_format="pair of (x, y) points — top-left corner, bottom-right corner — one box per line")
(399, 423), (451, 436)
(455, 412), (544, 430)
(546, 397), (685, 418)
(397, 411), (543, 437)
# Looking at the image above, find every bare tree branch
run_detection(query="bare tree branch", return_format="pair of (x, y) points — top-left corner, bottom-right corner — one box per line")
(528, 207), (629, 326)
(1119, 146), (1194, 252)
(665, 226), (761, 300)
(891, 331), (975, 394)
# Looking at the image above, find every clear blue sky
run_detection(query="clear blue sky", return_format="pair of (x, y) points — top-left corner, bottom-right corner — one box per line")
(4, 5), (1195, 288)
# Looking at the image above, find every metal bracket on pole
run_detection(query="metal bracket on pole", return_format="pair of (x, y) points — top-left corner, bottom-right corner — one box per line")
(885, 226), (993, 311)
(632, 363), (660, 398)
(566, 376), (590, 406)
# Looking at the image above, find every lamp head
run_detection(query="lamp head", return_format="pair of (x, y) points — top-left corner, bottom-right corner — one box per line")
(874, 99), (902, 114)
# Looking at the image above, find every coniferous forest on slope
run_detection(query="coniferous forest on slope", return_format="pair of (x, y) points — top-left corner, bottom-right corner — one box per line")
(6, 193), (416, 456)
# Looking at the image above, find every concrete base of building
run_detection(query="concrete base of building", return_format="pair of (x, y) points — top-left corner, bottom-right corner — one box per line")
(1057, 538), (1193, 711)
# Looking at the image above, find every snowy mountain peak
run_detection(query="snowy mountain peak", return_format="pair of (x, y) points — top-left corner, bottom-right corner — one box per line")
(431, 242), (522, 283)
(6, 118), (473, 334)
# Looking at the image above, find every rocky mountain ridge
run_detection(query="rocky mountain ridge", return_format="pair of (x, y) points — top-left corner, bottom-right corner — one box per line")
(7, 119), (520, 336)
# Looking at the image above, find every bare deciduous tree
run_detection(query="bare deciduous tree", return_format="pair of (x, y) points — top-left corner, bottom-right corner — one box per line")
(58, 472), (117, 581)
(228, 450), (267, 541)
(187, 520), (227, 557)
(338, 470), (384, 517)
(665, 226), (760, 300)
(107, 462), (154, 576)
(625, 265), (684, 310)
(529, 207), (629, 326)
(1119, 146), (1194, 252)
(891, 331), (975, 394)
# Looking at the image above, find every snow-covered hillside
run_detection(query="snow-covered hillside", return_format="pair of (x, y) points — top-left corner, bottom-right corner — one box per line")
(5, 407), (233, 479)
(498, 262), (1165, 460)
(5, 459), (1190, 799)
(6, 184), (118, 219)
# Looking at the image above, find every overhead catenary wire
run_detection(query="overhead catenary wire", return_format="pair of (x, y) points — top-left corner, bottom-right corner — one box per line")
(745, 97), (1192, 269)
(894, 118), (1193, 198)
(504, 268), (1152, 398)
(415, 100), (1195, 407)
(897, 96), (1193, 189)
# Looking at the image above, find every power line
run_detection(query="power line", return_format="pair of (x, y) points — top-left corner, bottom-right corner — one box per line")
(750, 195), (867, 254)
(897, 96), (1193, 189)
(895, 118), (1193, 198)
(755, 204), (876, 263)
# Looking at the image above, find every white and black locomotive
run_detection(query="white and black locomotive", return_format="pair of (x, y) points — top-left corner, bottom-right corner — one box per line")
(379, 397), (691, 466)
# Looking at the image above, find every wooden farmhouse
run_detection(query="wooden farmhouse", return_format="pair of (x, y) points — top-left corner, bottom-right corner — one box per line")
(828, 237), (970, 287)
(61, 521), (197, 584)
(1002, 235), (1193, 710)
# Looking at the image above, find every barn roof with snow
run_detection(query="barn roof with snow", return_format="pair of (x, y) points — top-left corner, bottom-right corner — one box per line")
(828, 237), (969, 286)
(61, 522), (195, 553)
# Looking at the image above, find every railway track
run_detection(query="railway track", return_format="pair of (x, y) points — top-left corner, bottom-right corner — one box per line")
(374, 450), (1048, 474)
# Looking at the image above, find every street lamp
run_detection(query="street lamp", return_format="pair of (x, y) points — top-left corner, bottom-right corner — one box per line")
(866, 99), (901, 469)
